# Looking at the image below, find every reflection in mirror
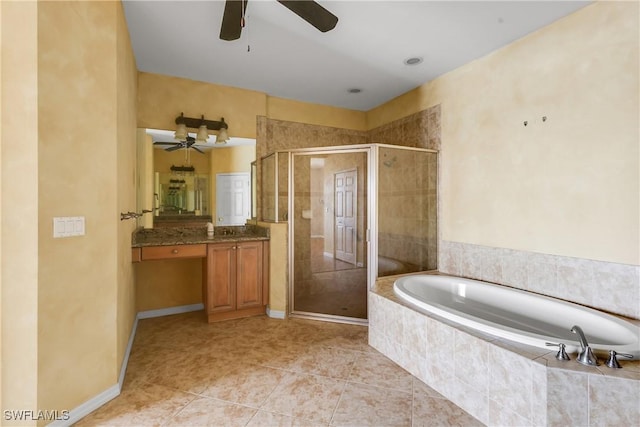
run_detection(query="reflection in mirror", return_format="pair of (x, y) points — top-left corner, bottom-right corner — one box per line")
(156, 171), (209, 216)
(137, 128), (256, 228)
(251, 161), (257, 219)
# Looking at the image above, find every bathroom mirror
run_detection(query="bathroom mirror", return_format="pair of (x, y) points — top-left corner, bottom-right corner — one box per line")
(136, 128), (256, 227)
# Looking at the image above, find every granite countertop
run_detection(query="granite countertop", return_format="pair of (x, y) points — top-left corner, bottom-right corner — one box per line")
(132, 225), (269, 247)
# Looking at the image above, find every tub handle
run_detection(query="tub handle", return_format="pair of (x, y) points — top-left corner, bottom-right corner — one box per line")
(605, 350), (633, 369)
(545, 342), (571, 361)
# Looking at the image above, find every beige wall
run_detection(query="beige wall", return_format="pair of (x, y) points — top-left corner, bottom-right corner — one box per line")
(369, 1), (639, 265)
(0, 0), (137, 418)
(38, 1), (118, 410)
(137, 72), (368, 138)
(267, 96), (367, 131)
(137, 72), (267, 139)
(1, 0), (40, 419)
(116, 1), (138, 381)
(135, 259), (203, 312)
(136, 130), (154, 229)
(258, 222), (288, 313)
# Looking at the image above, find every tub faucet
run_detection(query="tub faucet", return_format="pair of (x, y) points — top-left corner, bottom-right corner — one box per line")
(570, 325), (599, 366)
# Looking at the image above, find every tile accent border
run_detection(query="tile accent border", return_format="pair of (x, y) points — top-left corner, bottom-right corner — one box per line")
(369, 278), (640, 426)
(439, 240), (640, 319)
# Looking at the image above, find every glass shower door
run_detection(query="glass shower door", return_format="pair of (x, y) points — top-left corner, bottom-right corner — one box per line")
(290, 149), (369, 321)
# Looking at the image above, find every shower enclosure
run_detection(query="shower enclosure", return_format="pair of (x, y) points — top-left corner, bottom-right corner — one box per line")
(260, 144), (437, 323)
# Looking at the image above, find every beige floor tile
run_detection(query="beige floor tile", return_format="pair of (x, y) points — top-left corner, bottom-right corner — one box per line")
(246, 410), (328, 427)
(412, 377), (482, 427)
(74, 382), (194, 426)
(276, 344), (359, 379)
(412, 394), (484, 427)
(412, 378), (446, 400)
(164, 396), (257, 427)
(260, 371), (346, 424)
(198, 364), (286, 407)
(316, 325), (374, 353)
(348, 351), (414, 392)
(140, 349), (228, 395)
(331, 382), (412, 427)
(75, 312), (482, 426)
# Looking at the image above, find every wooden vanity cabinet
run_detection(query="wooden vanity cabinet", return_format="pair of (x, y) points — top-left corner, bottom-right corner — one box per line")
(203, 240), (269, 322)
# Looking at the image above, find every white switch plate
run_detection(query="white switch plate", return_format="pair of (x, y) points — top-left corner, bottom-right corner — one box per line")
(53, 216), (85, 238)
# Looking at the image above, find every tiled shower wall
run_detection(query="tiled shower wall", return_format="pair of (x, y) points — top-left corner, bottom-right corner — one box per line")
(256, 106), (441, 269)
(256, 105), (442, 220)
(439, 240), (640, 319)
(368, 105), (441, 150)
(378, 147), (437, 271)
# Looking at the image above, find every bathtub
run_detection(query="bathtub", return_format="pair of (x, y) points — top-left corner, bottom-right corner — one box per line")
(393, 274), (640, 358)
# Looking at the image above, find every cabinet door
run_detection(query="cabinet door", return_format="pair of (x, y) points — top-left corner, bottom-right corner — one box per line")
(205, 243), (236, 313)
(236, 241), (263, 310)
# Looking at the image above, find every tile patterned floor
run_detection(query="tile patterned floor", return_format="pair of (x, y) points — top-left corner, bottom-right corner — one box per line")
(76, 312), (483, 426)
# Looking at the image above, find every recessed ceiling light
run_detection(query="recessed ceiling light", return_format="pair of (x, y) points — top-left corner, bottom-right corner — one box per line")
(404, 57), (423, 66)
(348, 88), (362, 94)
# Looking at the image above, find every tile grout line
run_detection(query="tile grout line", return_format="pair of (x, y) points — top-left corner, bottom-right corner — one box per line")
(328, 350), (360, 426)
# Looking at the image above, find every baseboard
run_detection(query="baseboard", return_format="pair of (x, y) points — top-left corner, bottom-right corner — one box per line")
(266, 307), (286, 319)
(137, 303), (204, 319)
(48, 303), (204, 426)
(48, 383), (120, 427)
(118, 316), (139, 387)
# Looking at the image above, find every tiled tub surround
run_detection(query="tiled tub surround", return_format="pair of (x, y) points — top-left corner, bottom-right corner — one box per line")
(369, 276), (640, 426)
(439, 240), (640, 320)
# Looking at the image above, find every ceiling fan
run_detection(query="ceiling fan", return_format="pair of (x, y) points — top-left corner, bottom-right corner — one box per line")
(220, 0), (338, 41)
(153, 136), (205, 154)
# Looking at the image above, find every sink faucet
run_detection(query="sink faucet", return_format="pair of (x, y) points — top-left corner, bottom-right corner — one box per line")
(570, 325), (599, 366)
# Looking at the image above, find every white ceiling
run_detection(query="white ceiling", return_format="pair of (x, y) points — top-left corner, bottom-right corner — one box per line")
(123, 0), (590, 112)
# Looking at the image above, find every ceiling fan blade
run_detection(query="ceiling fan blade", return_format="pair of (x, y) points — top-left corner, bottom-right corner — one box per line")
(166, 145), (183, 152)
(220, 0), (246, 41)
(277, 1), (338, 33)
(153, 141), (181, 146)
(192, 146), (205, 154)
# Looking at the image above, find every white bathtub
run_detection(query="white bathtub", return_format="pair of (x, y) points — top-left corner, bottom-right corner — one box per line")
(394, 274), (640, 358)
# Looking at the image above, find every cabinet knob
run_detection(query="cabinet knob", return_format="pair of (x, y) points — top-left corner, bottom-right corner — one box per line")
(232, 246), (237, 250)
(171, 249), (179, 254)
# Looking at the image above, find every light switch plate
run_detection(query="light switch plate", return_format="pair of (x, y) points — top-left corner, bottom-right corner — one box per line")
(53, 216), (85, 238)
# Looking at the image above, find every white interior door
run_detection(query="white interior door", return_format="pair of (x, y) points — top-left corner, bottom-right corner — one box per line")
(216, 173), (250, 226)
(334, 169), (357, 265)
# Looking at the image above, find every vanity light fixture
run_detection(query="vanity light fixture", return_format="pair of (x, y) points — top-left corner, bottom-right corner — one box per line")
(174, 120), (188, 141)
(173, 112), (229, 142)
(170, 165), (195, 173)
(196, 123), (209, 143)
(216, 126), (230, 144)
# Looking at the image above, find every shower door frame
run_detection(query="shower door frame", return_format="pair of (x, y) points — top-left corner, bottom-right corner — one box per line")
(287, 145), (377, 325)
